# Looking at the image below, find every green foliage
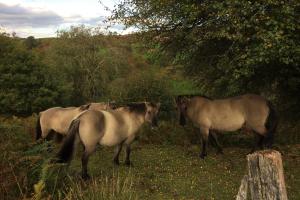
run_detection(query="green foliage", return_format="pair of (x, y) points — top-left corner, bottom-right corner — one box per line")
(108, 69), (173, 117)
(0, 33), (66, 114)
(112, 0), (300, 116)
(24, 36), (39, 49)
(46, 25), (108, 104)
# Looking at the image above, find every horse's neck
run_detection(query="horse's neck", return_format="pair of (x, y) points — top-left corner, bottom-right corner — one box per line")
(123, 112), (145, 134)
(187, 98), (209, 121)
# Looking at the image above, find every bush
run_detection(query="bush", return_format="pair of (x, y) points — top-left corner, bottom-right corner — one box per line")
(108, 69), (173, 118)
(0, 33), (68, 115)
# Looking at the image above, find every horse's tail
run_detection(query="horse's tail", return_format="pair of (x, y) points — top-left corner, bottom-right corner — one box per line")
(56, 119), (80, 163)
(36, 114), (42, 140)
(264, 101), (278, 148)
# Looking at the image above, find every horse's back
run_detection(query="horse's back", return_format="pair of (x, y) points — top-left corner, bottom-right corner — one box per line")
(40, 107), (80, 134)
(89, 103), (108, 111)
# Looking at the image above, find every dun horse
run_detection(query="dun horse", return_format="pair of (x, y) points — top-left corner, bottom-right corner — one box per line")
(56, 102), (160, 179)
(176, 94), (278, 158)
(36, 102), (111, 141)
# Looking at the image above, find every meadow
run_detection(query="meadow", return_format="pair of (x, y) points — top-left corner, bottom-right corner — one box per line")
(1, 5), (299, 198)
(1, 117), (299, 200)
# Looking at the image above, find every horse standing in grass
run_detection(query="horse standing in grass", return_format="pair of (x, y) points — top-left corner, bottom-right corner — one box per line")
(56, 102), (160, 180)
(36, 102), (112, 141)
(176, 94), (278, 159)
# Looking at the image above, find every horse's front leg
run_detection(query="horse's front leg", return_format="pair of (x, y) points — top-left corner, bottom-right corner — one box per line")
(113, 143), (123, 165)
(210, 131), (223, 154)
(199, 127), (209, 159)
(124, 144), (132, 166)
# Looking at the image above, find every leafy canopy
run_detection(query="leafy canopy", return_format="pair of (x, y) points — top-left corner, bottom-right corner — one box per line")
(112, 0), (300, 114)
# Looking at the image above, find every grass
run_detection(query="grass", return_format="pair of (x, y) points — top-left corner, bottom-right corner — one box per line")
(0, 117), (299, 199)
(66, 143), (300, 200)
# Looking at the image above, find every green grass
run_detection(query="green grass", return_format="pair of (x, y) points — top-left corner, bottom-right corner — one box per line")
(66, 143), (300, 200)
(1, 118), (299, 199)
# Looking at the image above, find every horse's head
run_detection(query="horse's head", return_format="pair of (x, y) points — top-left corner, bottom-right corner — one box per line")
(175, 96), (189, 126)
(144, 102), (161, 128)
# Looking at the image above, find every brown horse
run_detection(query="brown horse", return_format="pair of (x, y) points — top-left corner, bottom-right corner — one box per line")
(176, 94), (278, 158)
(56, 102), (160, 179)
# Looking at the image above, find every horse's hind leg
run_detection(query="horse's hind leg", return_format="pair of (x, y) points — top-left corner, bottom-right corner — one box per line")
(124, 144), (132, 166)
(81, 146), (96, 180)
(210, 131), (223, 154)
(45, 130), (56, 152)
(54, 133), (64, 143)
(249, 133), (264, 154)
(113, 143), (123, 165)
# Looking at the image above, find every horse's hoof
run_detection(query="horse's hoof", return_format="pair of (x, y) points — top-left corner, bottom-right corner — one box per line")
(217, 150), (224, 155)
(113, 160), (120, 166)
(82, 174), (91, 181)
(199, 154), (206, 159)
(125, 161), (133, 167)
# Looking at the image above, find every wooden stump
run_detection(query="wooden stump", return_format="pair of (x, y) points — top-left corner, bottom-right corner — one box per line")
(236, 150), (288, 200)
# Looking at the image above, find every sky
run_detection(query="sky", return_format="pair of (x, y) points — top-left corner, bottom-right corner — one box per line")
(0, 0), (134, 38)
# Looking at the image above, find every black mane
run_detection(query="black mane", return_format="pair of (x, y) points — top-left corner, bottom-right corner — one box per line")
(126, 102), (146, 114)
(177, 94), (212, 100)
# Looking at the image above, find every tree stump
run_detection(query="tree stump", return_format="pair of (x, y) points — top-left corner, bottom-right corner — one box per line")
(236, 150), (288, 200)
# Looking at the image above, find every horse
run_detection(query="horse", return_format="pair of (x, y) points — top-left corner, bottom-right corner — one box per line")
(56, 102), (160, 180)
(175, 94), (278, 159)
(36, 102), (112, 141)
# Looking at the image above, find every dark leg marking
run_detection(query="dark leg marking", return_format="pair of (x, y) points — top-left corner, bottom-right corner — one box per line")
(81, 151), (91, 180)
(113, 143), (123, 165)
(200, 133), (208, 159)
(125, 144), (132, 166)
(210, 131), (223, 154)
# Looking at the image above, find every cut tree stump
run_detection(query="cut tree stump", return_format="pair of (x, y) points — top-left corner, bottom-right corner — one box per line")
(236, 150), (288, 200)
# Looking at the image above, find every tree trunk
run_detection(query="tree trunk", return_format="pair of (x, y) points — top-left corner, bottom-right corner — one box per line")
(236, 150), (288, 200)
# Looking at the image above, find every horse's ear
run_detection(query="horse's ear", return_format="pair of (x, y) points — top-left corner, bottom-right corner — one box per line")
(80, 103), (91, 111)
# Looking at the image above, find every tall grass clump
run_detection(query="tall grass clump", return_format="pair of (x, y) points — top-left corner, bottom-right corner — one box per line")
(63, 172), (138, 200)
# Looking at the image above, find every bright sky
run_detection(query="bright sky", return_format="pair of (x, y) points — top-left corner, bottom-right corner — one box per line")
(0, 0), (133, 38)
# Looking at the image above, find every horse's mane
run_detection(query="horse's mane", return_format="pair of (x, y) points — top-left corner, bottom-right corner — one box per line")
(177, 94), (212, 100)
(123, 102), (158, 114)
(125, 102), (147, 114)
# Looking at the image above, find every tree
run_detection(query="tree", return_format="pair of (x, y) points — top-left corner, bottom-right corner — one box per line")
(47, 25), (110, 104)
(24, 36), (39, 49)
(0, 33), (67, 115)
(112, 0), (300, 115)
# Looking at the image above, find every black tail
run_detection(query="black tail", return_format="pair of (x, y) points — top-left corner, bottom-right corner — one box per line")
(56, 119), (80, 163)
(36, 115), (42, 140)
(265, 101), (278, 148)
